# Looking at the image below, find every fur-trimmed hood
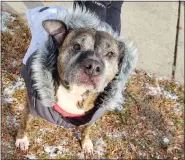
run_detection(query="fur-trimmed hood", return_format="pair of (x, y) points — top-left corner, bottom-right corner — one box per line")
(30, 6), (138, 112)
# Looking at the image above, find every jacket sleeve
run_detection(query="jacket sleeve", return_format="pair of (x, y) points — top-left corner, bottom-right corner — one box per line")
(73, 1), (123, 34)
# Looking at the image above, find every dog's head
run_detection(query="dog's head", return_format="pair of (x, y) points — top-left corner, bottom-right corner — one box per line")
(43, 20), (124, 93)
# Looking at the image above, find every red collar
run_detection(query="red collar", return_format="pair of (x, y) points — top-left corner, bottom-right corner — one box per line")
(53, 102), (85, 118)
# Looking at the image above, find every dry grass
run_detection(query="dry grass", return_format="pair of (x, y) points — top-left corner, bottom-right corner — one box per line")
(1, 12), (184, 159)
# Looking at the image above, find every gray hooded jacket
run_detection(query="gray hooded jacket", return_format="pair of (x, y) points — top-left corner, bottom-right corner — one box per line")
(20, 6), (138, 128)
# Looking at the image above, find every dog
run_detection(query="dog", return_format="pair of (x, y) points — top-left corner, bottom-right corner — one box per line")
(15, 6), (137, 154)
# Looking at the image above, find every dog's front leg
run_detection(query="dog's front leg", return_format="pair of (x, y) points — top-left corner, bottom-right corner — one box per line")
(15, 101), (33, 150)
(81, 124), (93, 154)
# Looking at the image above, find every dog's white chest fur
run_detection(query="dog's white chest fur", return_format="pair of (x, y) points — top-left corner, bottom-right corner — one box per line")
(56, 85), (86, 114)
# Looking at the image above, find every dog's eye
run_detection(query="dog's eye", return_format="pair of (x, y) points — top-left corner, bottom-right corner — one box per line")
(73, 43), (81, 51)
(106, 52), (114, 58)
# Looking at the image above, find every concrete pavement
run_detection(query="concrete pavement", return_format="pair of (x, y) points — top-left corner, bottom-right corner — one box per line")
(121, 2), (183, 81)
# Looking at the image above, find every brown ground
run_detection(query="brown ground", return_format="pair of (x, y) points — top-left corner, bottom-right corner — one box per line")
(1, 12), (184, 159)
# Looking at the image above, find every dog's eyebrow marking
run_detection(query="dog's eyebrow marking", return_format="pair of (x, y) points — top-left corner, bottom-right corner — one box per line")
(80, 35), (87, 42)
(82, 38), (85, 42)
(106, 43), (110, 49)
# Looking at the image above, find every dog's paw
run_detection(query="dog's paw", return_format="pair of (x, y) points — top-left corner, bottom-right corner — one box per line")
(15, 136), (29, 150)
(82, 139), (93, 155)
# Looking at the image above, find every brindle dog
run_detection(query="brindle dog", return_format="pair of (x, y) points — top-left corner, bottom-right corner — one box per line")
(15, 20), (124, 154)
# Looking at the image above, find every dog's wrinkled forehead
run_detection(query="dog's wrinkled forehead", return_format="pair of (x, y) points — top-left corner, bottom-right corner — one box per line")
(42, 19), (124, 59)
(62, 27), (120, 52)
(65, 28), (96, 50)
(42, 20), (124, 54)
(94, 31), (120, 54)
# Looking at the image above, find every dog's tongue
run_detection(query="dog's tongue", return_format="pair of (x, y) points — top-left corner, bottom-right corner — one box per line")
(53, 103), (85, 118)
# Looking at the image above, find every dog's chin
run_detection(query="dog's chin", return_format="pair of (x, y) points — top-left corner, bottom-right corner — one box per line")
(74, 83), (102, 94)
(75, 80), (97, 92)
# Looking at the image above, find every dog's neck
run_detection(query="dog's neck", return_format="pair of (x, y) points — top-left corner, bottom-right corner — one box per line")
(55, 84), (98, 114)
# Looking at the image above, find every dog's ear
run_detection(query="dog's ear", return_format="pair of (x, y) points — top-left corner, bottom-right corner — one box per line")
(42, 20), (68, 45)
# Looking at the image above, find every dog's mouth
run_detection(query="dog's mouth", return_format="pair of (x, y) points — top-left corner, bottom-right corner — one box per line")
(78, 73), (101, 89)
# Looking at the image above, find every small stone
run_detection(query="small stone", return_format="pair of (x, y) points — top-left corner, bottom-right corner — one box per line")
(159, 137), (170, 149)
(163, 137), (170, 144)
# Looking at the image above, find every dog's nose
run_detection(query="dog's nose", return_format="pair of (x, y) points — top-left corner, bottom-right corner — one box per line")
(84, 59), (103, 76)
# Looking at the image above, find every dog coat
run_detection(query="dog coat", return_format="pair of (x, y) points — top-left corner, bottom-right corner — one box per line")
(20, 6), (138, 128)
